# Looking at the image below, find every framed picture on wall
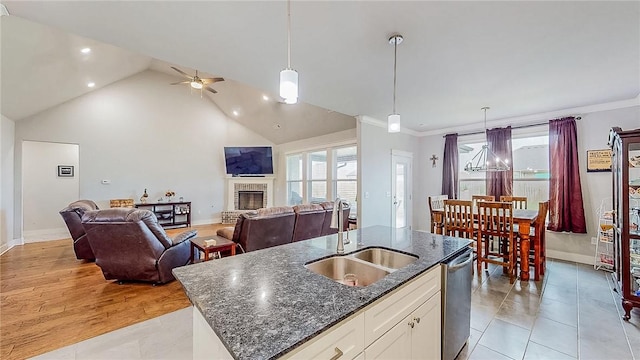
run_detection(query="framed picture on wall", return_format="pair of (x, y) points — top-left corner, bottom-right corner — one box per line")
(57, 165), (74, 177)
(586, 149), (612, 172)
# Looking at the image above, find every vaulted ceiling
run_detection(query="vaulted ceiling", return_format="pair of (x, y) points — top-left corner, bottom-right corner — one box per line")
(2, 1), (639, 135)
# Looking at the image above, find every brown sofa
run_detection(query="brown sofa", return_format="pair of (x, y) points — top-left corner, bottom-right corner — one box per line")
(292, 204), (326, 242)
(59, 199), (100, 260)
(217, 203), (350, 253)
(82, 208), (197, 284)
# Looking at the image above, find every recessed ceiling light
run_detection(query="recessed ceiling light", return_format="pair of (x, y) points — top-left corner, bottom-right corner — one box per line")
(262, 95), (269, 101)
(87, 82), (95, 88)
(81, 47), (91, 54)
(232, 110), (239, 116)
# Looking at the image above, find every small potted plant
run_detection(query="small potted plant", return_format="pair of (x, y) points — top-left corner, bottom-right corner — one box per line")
(165, 190), (175, 202)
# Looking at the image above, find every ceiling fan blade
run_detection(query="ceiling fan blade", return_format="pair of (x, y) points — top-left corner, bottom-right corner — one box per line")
(205, 87), (218, 94)
(170, 81), (190, 85)
(202, 77), (225, 85)
(170, 66), (193, 79)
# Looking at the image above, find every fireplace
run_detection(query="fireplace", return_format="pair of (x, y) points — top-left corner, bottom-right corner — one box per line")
(223, 178), (274, 224)
(237, 191), (264, 210)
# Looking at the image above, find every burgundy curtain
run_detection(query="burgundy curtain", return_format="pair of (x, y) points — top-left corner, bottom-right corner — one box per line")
(486, 126), (513, 199)
(548, 117), (587, 233)
(442, 133), (458, 199)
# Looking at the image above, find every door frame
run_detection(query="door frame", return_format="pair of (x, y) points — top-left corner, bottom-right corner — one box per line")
(391, 150), (413, 230)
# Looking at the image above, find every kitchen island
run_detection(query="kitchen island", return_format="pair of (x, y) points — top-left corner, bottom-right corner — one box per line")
(173, 226), (471, 360)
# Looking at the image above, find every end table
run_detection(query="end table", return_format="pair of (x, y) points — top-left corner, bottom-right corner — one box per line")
(190, 236), (236, 263)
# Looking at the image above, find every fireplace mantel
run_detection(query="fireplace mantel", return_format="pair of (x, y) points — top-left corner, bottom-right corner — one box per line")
(225, 177), (275, 211)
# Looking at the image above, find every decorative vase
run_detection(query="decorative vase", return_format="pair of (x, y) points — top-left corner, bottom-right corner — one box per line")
(140, 188), (149, 204)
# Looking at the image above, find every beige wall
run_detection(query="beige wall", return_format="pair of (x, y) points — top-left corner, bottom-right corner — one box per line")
(21, 141), (79, 242)
(358, 116), (420, 228)
(1, 115), (16, 253)
(13, 69), (274, 238)
(546, 106), (640, 264)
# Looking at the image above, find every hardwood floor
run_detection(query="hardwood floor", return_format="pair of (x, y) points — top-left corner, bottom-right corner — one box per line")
(0, 224), (229, 360)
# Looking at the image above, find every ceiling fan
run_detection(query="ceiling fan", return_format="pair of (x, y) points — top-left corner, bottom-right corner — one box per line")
(170, 66), (224, 95)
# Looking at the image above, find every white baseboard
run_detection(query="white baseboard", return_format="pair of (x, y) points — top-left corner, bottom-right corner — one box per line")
(546, 249), (595, 266)
(191, 218), (222, 227)
(23, 228), (70, 243)
(0, 237), (23, 255)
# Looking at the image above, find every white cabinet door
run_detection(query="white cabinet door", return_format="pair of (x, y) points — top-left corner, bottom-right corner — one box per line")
(365, 315), (412, 360)
(410, 292), (441, 360)
(364, 266), (441, 346)
(287, 312), (365, 360)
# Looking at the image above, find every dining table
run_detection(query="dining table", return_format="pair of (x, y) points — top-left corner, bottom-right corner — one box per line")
(431, 208), (539, 281)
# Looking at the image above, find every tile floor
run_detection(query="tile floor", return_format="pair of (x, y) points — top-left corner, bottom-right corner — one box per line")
(33, 259), (639, 360)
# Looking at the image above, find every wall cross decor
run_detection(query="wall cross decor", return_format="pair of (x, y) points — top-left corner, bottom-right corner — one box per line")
(430, 155), (438, 167)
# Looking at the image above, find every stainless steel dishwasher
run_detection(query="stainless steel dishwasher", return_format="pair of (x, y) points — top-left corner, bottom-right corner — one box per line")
(441, 248), (473, 360)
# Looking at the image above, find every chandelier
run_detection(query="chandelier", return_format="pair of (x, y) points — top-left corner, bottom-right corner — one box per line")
(388, 34), (403, 133)
(464, 107), (510, 172)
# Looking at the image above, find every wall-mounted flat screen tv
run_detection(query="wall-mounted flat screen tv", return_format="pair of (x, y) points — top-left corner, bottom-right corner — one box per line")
(223, 146), (274, 175)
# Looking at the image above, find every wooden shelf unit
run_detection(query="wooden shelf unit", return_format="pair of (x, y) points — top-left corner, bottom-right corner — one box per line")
(608, 127), (640, 320)
(135, 201), (191, 228)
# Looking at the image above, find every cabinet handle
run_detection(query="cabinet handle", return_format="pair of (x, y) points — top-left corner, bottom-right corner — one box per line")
(408, 321), (415, 328)
(329, 347), (343, 360)
(414, 316), (421, 323)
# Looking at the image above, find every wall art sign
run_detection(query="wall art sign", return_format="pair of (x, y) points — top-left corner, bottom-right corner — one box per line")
(586, 149), (612, 172)
(57, 165), (74, 177)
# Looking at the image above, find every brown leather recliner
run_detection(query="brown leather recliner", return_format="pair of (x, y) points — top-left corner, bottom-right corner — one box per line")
(59, 200), (99, 260)
(217, 206), (296, 252)
(292, 204), (326, 242)
(82, 208), (197, 284)
(319, 201), (351, 235)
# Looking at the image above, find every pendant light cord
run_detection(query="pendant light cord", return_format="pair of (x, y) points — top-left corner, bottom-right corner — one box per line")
(392, 37), (397, 114)
(287, 0), (291, 69)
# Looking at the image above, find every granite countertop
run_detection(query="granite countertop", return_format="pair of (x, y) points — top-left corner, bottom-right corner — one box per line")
(173, 225), (471, 360)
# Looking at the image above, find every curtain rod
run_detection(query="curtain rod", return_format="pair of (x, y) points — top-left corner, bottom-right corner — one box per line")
(443, 116), (582, 138)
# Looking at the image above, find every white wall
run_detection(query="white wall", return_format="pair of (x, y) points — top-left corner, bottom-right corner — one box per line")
(414, 104), (640, 265)
(545, 106), (640, 264)
(14, 70), (273, 236)
(274, 128), (357, 206)
(22, 141), (79, 242)
(1, 115), (16, 253)
(415, 133), (446, 232)
(358, 117), (420, 228)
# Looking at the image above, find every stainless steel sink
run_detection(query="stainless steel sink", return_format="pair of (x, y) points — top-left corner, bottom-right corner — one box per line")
(351, 248), (418, 270)
(305, 256), (390, 287)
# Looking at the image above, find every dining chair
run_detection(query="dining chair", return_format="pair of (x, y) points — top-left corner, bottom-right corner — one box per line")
(428, 195), (448, 233)
(476, 201), (516, 283)
(500, 196), (528, 210)
(471, 195), (495, 208)
(443, 200), (474, 239)
(443, 199), (477, 273)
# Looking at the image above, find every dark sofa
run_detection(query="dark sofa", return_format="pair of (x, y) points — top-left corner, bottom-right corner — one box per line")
(59, 199), (100, 260)
(82, 208), (197, 284)
(217, 203), (350, 253)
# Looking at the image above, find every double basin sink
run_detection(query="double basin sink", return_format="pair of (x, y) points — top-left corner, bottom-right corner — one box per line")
(305, 248), (418, 287)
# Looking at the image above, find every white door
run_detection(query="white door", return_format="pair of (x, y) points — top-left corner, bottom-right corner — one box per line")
(391, 151), (413, 229)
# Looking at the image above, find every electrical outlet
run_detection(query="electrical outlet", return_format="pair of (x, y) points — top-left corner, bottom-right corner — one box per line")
(591, 237), (597, 245)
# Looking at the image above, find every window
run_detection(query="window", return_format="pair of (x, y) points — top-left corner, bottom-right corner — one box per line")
(309, 150), (328, 203)
(286, 145), (357, 213)
(286, 154), (303, 205)
(334, 146), (358, 213)
(459, 133), (549, 209)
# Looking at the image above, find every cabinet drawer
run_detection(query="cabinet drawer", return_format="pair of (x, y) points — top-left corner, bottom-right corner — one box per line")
(286, 312), (365, 360)
(364, 266), (441, 346)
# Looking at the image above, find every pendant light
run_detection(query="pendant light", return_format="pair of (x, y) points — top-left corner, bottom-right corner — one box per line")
(279, 0), (298, 104)
(464, 107), (511, 172)
(388, 34), (403, 133)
